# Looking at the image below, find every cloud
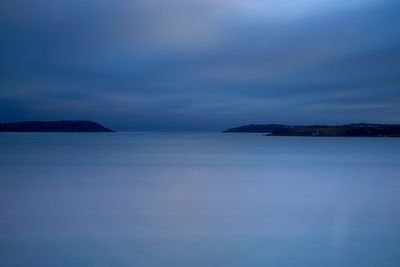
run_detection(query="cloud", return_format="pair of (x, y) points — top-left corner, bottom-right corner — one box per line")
(0, 0), (399, 130)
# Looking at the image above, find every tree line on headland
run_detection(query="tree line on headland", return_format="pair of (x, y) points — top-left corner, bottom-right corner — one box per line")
(0, 121), (113, 132)
(224, 123), (400, 137)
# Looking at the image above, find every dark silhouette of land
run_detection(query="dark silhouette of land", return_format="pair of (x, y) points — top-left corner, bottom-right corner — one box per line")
(224, 123), (400, 137)
(0, 120), (113, 132)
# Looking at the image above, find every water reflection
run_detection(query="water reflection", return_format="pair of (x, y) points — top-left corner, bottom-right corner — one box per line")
(1, 133), (400, 266)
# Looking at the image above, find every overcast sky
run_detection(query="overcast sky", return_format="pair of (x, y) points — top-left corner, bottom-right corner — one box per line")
(1, 0), (399, 131)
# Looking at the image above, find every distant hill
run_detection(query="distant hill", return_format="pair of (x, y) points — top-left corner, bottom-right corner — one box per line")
(0, 120), (113, 132)
(223, 124), (291, 133)
(224, 123), (400, 137)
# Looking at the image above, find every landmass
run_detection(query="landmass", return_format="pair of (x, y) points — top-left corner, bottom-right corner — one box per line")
(0, 120), (114, 132)
(224, 123), (400, 137)
(223, 124), (291, 133)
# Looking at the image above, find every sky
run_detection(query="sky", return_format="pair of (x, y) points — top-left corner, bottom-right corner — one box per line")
(1, 0), (400, 131)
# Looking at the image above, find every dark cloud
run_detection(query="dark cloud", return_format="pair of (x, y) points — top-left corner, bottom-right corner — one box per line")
(1, 0), (400, 130)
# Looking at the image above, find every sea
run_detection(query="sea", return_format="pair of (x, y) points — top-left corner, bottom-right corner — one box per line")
(1, 132), (400, 266)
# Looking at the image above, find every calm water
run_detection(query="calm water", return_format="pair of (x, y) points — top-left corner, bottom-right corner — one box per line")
(1, 133), (400, 267)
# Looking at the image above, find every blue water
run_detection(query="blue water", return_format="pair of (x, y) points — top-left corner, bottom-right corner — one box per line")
(1, 133), (400, 266)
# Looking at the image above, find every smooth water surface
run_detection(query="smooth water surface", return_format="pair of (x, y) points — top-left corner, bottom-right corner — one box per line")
(1, 133), (400, 266)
